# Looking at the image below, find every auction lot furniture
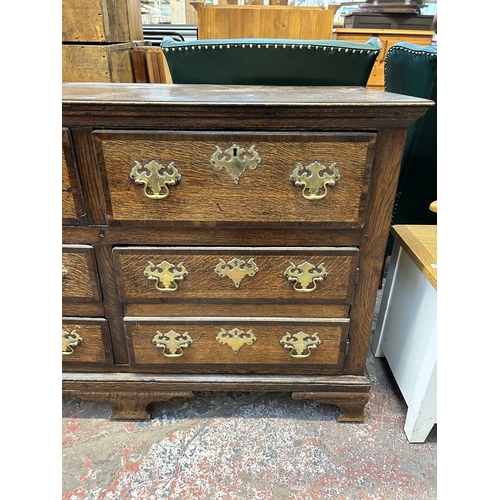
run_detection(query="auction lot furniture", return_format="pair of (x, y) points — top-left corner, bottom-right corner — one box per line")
(332, 28), (434, 90)
(372, 224), (437, 442)
(161, 37), (382, 86)
(62, 0), (144, 83)
(194, 5), (334, 40)
(62, 83), (431, 420)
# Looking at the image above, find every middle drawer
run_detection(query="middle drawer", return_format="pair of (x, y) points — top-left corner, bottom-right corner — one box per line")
(113, 247), (358, 317)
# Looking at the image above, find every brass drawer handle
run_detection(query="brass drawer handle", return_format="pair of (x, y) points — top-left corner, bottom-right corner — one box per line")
(284, 261), (328, 292)
(216, 327), (256, 354)
(130, 160), (181, 199)
(215, 257), (259, 288)
(152, 330), (193, 357)
(280, 331), (321, 358)
(210, 144), (261, 184)
(62, 329), (83, 356)
(144, 260), (188, 292)
(290, 161), (340, 200)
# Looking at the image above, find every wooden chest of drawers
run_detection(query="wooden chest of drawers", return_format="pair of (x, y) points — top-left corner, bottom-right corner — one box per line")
(62, 82), (431, 420)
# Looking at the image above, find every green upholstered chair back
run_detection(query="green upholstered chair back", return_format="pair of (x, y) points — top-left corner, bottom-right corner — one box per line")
(160, 37), (382, 86)
(384, 42), (437, 255)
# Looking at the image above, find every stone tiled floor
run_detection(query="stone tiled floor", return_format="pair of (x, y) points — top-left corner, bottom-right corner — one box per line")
(62, 355), (437, 500)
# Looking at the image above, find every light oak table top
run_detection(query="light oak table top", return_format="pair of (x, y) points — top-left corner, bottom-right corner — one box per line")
(390, 225), (437, 290)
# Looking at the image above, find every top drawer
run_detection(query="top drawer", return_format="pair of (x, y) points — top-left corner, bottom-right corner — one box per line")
(94, 131), (376, 227)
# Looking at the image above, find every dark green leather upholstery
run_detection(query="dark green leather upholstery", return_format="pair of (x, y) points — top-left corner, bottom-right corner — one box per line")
(384, 42), (437, 255)
(161, 37), (382, 86)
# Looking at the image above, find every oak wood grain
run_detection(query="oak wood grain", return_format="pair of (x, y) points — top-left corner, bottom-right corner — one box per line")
(62, 128), (87, 225)
(62, 318), (112, 366)
(62, 83), (431, 419)
(62, 245), (102, 302)
(113, 246), (358, 303)
(95, 131), (375, 226)
(345, 128), (408, 374)
(391, 224), (437, 290)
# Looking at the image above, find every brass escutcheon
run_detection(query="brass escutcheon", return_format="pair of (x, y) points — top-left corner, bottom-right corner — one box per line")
(284, 261), (328, 292)
(215, 257), (259, 288)
(280, 331), (321, 358)
(152, 330), (193, 357)
(62, 329), (83, 356)
(130, 160), (181, 199)
(290, 161), (340, 200)
(216, 327), (256, 354)
(210, 144), (261, 184)
(62, 265), (68, 277)
(144, 260), (188, 292)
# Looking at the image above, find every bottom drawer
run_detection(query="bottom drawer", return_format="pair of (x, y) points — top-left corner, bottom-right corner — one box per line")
(124, 317), (349, 375)
(62, 318), (112, 368)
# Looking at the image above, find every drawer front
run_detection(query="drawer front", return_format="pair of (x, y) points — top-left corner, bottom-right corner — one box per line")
(125, 318), (349, 374)
(95, 131), (376, 227)
(62, 245), (102, 303)
(62, 318), (112, 366)
(62, 128), (86, 225)
(113, 246), (358, 305)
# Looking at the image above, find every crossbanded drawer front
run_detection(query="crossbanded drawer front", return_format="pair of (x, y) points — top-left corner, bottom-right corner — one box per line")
(62, 318), (112, 366)
(62, 245), (102, 303)
(94, 131), (375, 227)
(124, 318), (349, 374)
(113, 246), (358, 305)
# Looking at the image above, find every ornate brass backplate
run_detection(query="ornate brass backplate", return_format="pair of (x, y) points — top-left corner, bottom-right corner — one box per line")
(290, 161), (340, 200)
(62, 329), (83, 356)
(216, 327), (257, 354)
(284, 261), (328, 292)
(215, 257), (259, 288)
(62, 265), (68, 277)
(280, 331), (321, 358)
(152, 330), (193, 357)
(144, 260), (188, 292)
(210, 144), (261, 184)
(129, 160), (181, 199)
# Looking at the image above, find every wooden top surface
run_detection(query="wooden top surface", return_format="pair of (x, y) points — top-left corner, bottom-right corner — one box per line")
(62, 83), (432, 108)
(391, 225), (437, 290)
(333, 28), (435, 36)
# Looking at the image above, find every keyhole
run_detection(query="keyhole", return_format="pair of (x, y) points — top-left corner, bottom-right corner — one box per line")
(232, 148), (238, 156)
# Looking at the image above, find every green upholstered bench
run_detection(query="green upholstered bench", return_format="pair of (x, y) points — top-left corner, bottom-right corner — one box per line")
(160, 37), (382, 86)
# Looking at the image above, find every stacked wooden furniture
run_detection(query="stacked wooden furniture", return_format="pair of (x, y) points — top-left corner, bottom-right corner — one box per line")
(62, 0), (144, 82)
(332, 28), (434, 90)
(62, 82), (432, 420)
(194, 5), (334, 40)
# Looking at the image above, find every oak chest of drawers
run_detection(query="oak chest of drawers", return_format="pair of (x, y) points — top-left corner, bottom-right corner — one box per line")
(62, 82), (431, 420)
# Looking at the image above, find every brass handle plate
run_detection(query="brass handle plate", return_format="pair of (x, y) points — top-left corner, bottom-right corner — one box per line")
(280, 331), (321, 358)
(144, 260), (188, 292)
(210, 144), (261, 184)
(215, 257), (259, 288)
(290, 161), (340, 200)
(284, 261), (328, 292)
(130, 160), (181, 199)
(216, 327), (256, 354)
(152, 330), (193, 357)
(62, 329), (83, 356)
